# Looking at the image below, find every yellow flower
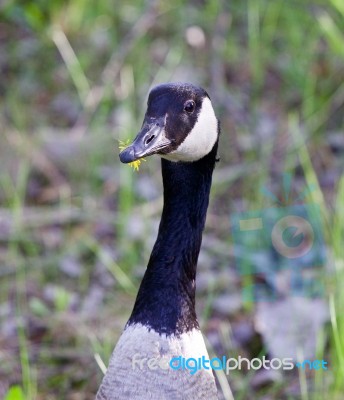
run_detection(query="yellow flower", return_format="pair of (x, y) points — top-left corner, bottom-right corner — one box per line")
(118, 139), (146, 171)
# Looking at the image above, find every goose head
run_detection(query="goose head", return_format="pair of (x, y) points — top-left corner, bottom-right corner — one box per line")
(119, 82), (219, 163)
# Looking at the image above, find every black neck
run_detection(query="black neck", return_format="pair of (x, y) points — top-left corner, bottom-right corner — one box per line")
(127, 140), (218, 336)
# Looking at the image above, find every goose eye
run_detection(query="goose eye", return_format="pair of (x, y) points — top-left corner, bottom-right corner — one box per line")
(184, 100), (195, 113)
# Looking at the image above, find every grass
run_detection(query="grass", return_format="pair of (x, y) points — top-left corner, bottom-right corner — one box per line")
(0, 0), (343, 399)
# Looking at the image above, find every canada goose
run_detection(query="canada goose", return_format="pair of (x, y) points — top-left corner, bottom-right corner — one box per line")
(96, 82), (219, 400)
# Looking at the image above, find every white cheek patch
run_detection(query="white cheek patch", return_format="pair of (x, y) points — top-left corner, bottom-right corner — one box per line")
(162, 97), (218, 162)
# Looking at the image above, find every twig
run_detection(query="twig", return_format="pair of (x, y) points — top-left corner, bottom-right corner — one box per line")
(51, 26), (91, 105)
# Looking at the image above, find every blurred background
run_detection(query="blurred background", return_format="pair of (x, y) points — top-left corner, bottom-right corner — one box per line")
(1, 0), (344, 399)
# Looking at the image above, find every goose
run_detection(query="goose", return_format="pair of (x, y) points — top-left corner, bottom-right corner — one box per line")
(96, 82), (220, 400)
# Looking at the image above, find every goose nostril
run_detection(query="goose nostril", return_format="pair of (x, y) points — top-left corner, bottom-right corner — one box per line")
(145, 134), (156, 145)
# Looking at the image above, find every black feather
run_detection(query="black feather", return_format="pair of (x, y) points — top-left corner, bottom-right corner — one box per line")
(128, 139), (219, 336)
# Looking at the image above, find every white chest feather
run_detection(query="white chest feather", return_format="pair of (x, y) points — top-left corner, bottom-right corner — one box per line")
(96, 324), (218, 400)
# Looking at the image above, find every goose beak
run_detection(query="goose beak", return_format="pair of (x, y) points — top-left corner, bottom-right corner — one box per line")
(119, 116), (172, 163)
